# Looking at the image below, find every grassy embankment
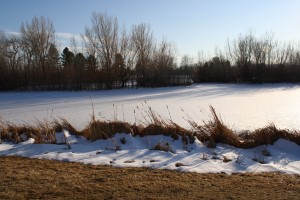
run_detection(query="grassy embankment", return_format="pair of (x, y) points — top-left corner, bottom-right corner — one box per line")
(1, 106), (300, 199)
(1, 156), (300, 200)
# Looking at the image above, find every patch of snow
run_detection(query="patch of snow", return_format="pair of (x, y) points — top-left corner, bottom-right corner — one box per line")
(1, 84), (300, 131)
(1, 134), (299, 175)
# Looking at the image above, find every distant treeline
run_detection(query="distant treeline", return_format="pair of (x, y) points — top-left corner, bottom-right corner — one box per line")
(1, 13), (300, 91)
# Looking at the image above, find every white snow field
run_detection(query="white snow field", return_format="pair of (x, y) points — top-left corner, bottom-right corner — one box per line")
(0, 83), (300, 174)
(0, 131), (299, 174)
(1, 83), (300, 131)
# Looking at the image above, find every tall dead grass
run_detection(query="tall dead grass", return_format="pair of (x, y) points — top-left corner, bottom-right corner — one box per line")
(82, 120), (132, 141)
(0, 106), (299, 148)
(192, 106), (241, 148)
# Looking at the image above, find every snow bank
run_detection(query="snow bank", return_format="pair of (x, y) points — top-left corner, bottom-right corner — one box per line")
(1, 132), (299, 175)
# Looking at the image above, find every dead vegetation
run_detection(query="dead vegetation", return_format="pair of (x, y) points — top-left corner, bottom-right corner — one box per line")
(0, 106), (299, 149)
(0, 156), (299, 200)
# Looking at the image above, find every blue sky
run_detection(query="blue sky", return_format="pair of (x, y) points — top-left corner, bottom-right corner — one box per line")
(1, 0), (300, 58)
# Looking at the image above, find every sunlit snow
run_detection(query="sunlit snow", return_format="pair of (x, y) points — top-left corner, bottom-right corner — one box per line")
(1, 83), (300, 131)
(0, 131), (299, 174)
(1, 83), (300, 174)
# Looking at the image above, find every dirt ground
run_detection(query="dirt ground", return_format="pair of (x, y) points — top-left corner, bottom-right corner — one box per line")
(0, 156), (299, 200)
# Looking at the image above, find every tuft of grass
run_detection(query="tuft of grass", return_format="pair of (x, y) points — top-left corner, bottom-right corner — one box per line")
(193, 106), (241, 148)
(240, 124), (300, 148)
(59, 118), (80, 136)
(83, 120), (132, 141)
(134, 104), (195, 144)
(32, 120), (56, 144)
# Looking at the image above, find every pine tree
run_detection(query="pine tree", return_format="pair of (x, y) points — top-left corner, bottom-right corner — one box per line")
(113, 53), (130, 88)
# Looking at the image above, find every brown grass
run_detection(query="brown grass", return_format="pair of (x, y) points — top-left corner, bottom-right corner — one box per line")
(193, 106), (241, 148)
(191, 106), (300, 148)
(82, 120), (133, 141)
(240, 124), (300, 147)
(0, 120), (57, 144)
(0, 156), (299, 200)
(1, 106), (300, 148)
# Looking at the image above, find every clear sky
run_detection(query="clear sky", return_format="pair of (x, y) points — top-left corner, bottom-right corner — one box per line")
(1, 0), (300, 59)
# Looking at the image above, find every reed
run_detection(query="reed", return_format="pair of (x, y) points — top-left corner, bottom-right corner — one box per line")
(1, 106), (299, 148)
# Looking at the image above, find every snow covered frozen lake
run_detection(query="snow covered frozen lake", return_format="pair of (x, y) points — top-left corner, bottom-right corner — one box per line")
(1, 83), (300, 175)
(1, 83), (300, 131)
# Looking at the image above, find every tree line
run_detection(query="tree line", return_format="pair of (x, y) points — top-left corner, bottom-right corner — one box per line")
(194, 31), (300, 83)
(1, 13), (300, 91)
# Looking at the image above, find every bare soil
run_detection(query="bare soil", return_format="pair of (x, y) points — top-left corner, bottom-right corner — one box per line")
(0, 156), (299, 200)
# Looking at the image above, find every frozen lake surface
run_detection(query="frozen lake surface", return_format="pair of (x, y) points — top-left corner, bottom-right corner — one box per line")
(1, 83), (300, 131)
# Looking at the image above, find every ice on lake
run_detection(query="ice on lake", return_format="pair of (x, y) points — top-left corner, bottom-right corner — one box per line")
(1, 83), (300, 131)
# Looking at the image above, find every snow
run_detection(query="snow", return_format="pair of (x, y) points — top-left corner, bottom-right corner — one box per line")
(1, 83), (300, 174)
(1, 83), (300, 131)
(0, 131), (299, 174)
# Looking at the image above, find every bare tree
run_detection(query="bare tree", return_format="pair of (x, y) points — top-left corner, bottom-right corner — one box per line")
(197, 50), (207, 66)
(70, 36), (80, 56)
(180, 54), (194, 67)
(5, 35), (21, 72)
(82, 30), (98, 83)
(227, 31), (255, 80)
(84, 12), (119, 89)
(112, 27), (136, 87)
(20, 16), (56, 86)
(131, 23), (154, 86)
(150, 39), (176, 85)
(0, 31), (6, 58)
(274, 42), (294, 66)
(119, 27), (136, 70)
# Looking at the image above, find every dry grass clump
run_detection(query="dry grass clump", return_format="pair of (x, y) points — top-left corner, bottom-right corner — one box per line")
(0, 120), (55, 144)
(132, 104), (195, 144)
(135, 123), (194, 144)
(188, 106), (300, 148)
(1, 105), (300, 148)
(239, 124), (300, 148)
(0, 119), (74, 144)
(31, 120), (56, 144)
(82, 120), (132, 141)
(192, 106), (241, 148)
(58, 118), (80, 135)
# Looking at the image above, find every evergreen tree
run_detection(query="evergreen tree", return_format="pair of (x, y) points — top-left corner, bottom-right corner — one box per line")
(61, 47), (74, 67)
(113, 53), (130, 88)
(74, 53), (86, 89)
(46, 44), (60, 87)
